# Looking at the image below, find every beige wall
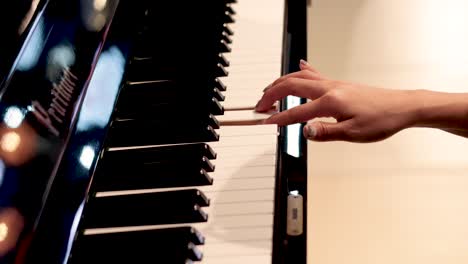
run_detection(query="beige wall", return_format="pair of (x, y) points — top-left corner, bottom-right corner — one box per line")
(306, 1), (468, 263)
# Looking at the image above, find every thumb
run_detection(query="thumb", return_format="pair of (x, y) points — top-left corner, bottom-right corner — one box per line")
(303, 121), (348, 141)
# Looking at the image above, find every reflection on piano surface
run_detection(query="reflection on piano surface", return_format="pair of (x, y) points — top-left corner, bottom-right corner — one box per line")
(0, 0), (307, 263)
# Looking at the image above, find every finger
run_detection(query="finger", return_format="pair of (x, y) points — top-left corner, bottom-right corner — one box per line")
(303, 120), (350, 141)
(263, 98), (331, 126)
(299, 59), (321, 74)
(265, 70), (323, 92)
(256, 78), (328, 112)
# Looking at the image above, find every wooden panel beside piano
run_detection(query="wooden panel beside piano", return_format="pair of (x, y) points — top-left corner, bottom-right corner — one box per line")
(306, 1), (468, 264)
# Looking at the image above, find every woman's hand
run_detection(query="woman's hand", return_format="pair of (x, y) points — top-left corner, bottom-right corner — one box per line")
(255, 60), (421, 142)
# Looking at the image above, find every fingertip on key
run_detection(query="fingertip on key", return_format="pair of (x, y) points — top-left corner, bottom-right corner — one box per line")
(254, 101), (265, 112)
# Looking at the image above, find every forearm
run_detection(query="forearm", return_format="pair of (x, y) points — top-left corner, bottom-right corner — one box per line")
(410, 89), (468, 136)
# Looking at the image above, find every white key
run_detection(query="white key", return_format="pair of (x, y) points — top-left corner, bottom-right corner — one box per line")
(202, 178), (275, 192)
(214, 154), (275, 168)
(199, 240), (272, 257)
(217, 109), (277, 126)
(206, 189), (275, 204)
(201, 226), (273, 243)
(220, 0), (285, 112)
(198, 255), (272, 264)
(217, 124), (278, 136)
(200, 0), (285, 260)
(203, 200), (274, 216)
(214, 146), (276, 157)
(211, 166), (276, 179)
(209, 134), (277, 148)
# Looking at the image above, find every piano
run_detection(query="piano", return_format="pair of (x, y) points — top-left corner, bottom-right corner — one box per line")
(0, 0), (308, 263)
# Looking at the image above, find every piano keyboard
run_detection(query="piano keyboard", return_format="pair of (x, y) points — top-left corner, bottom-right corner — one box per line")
(80, 126), (278, 264)
(0, 0), (307, 262)
(219, 0), (284, 111)
(68, 0), (285, 263)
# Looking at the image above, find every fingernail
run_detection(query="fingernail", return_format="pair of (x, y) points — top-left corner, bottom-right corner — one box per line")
(255, 101), (260, 110)
(263, 83), (272, 92)
(300, 59), (309, 66)
(305, 125), (316, 138)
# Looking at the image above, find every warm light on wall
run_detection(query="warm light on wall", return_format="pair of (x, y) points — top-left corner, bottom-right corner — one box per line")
(0, 132), (21, 153)
(93, 0), (107, 11)
(81, 0), (117, 32)
(0, 223), (8, 242)
(0, 208), (24, 257)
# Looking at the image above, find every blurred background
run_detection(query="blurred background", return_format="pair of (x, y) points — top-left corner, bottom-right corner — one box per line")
(307, 1), (468, 263)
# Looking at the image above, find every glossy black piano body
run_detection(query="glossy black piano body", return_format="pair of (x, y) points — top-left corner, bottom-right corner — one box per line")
(0, 0), (308, 263)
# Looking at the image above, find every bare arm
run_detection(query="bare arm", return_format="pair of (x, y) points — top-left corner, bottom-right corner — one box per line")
(255, 60), (468, 142)
(413, 90), (468, 134)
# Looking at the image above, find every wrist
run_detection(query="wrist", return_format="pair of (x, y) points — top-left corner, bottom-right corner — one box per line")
(411, 89), (468, 130)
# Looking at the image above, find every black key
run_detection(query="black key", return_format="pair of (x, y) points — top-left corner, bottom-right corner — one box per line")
(93, 151), (215, 191)
(104, 143), (217, 161)
(102, 144), (216, 171)
(140, 4), (227, 33)
(70, 227), (204, 264)
(127, 58), (213, 82)
(210, 97), (224, 115)
(132, 32), (222, 56)
(118, 80), (179, 103)
(132, 37), (225, 62)
(223, 12), (235, 23)
(116, 79), (219, 109)
(144, 1), (230, 24)
(93, 165), (213, 191)
(208, 113), (221, 128)
(226, 4), (236, 15)
(132, 2), (232, 56)
(127, 59), (179, 81)
(82, 189), (209, 228)
(214, 77), (227, 91)
(224, 24), (234, 36)
(187, 242), (203, 261)
(213, 87), (225, 101)
(119, 79), (219, 104)
(115, 102), (222, 128)
(218, 52), (230, 66)
(83, 226), (204, 246)
(133, 15), (229, 58)
(127, 55), (225, 81)
(121, 97), (223, 119)
(221, 31), (233, 44)
(219, 40), (231, 53)
(107, 120), (219, 147)
(215, 63), (229, 77)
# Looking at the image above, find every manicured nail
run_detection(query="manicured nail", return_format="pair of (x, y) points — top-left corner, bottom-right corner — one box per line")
(305, 125), (316, 138)
(300, 59), (309, 66)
